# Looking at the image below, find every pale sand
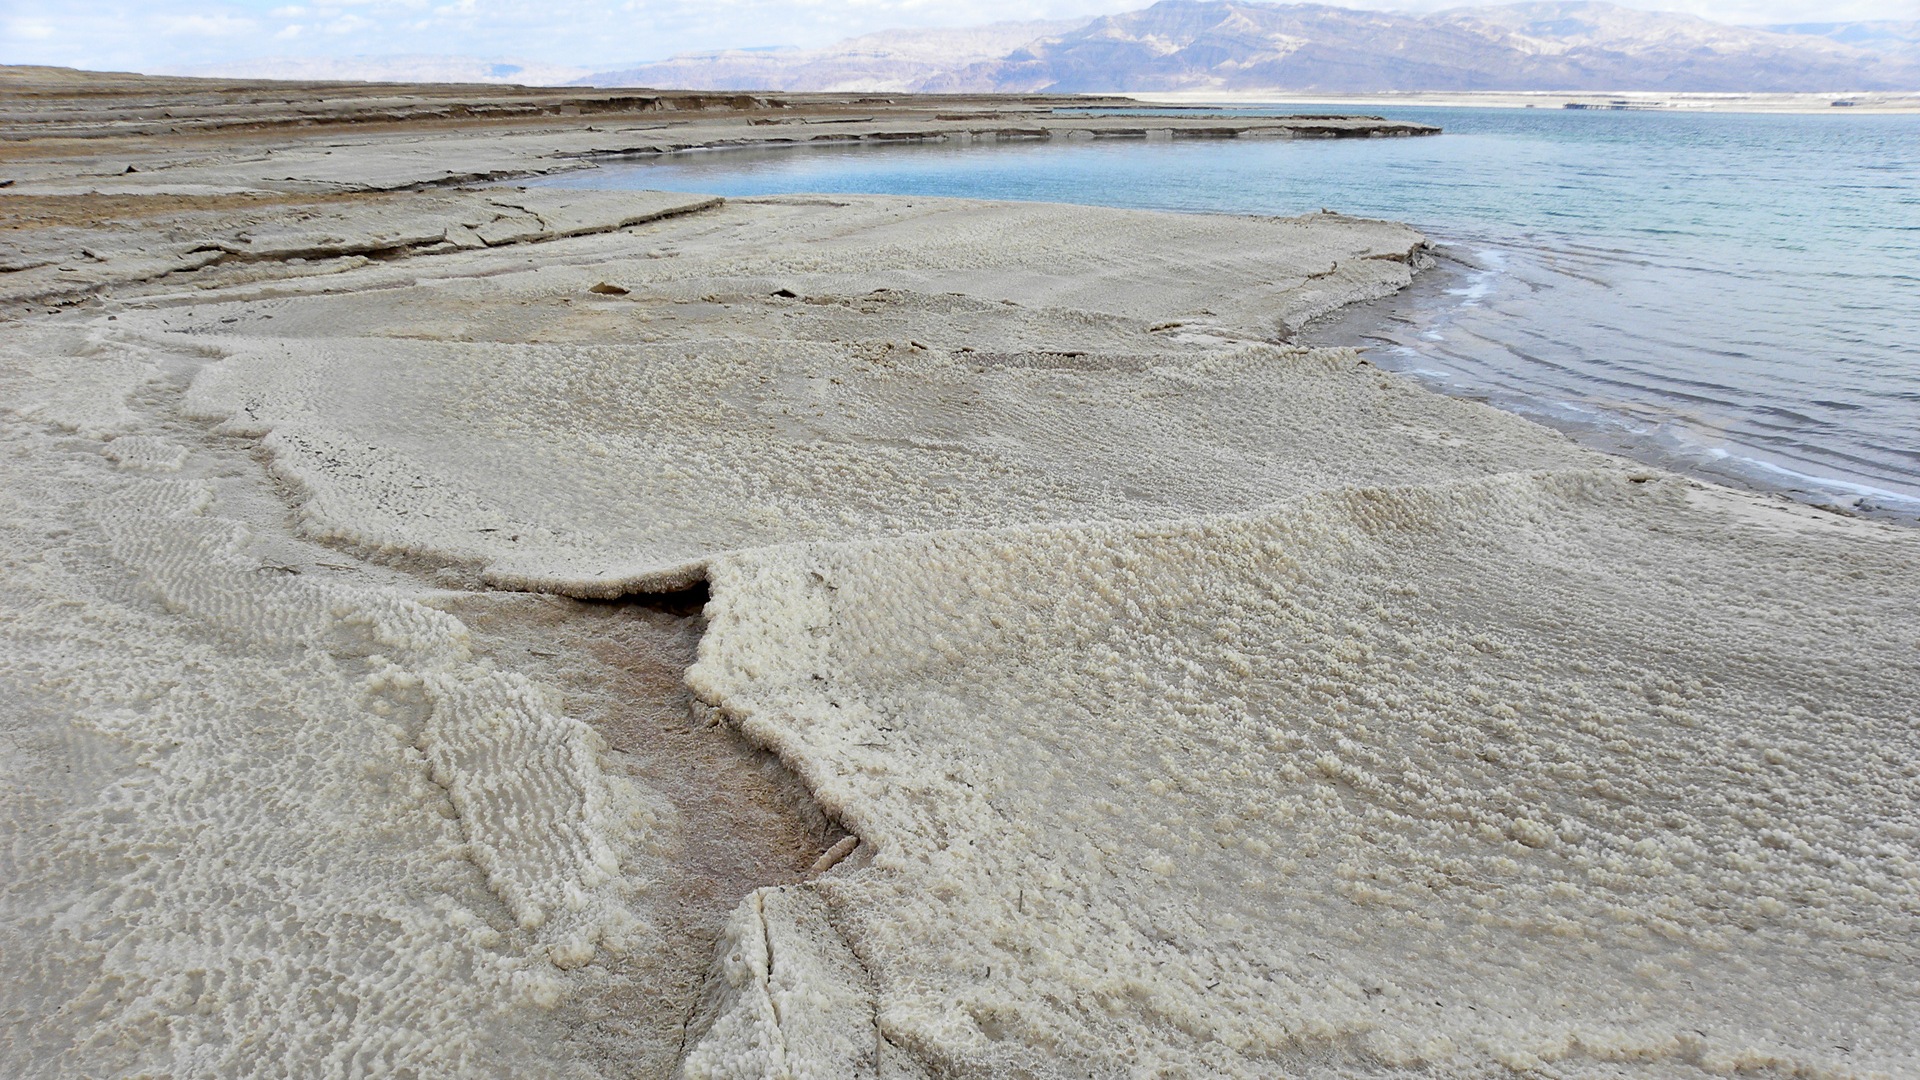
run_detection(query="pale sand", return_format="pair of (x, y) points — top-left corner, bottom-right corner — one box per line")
(3, 72), (1917, 1078)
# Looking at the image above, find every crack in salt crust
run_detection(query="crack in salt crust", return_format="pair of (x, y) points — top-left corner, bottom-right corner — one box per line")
(8, 185), (1917, 1077)
(89, 478), (671, 966)
(688, 471), (1920, 1077)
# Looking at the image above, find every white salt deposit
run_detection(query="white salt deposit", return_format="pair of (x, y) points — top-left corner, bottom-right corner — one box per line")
(152, 197), (1451, 596)
(102, 434), (190, 472)
(6, 191), (1916, 1077)
(690, 470), (1920, 1077)
(178, 337), (1594, 596)
(679, 886), (880, 1079)
(2, 347), (673, 1074)
(91, 474), (670, 962)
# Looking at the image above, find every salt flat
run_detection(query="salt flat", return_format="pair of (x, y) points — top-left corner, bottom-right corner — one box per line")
(2, 70), (1915, 1079)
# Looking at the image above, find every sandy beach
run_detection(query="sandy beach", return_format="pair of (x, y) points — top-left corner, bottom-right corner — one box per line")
(3, 69), (1917, 1078)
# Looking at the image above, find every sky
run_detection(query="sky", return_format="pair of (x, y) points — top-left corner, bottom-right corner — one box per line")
(3, 0), (1914, 76)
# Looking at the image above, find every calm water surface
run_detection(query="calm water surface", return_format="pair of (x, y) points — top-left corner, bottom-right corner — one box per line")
(531, 107), (1920, 519)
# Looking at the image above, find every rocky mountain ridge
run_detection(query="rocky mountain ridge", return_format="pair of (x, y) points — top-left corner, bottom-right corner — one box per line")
(582, 1), (1920, 93)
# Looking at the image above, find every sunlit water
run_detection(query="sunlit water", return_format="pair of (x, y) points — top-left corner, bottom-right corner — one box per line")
(529, 106), (1920, 520)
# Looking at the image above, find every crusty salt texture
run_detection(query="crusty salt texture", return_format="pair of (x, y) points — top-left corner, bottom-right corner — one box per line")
(1, 428), (671, 1075)
(689, 470), (1920, 1077)
(9, 192), (1916, 1077)
(178, 335), (1593, 596)
(148, 197), (1489, 596)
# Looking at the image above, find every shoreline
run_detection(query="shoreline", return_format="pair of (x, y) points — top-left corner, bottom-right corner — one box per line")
(1298, 242), (1920, 526)
(524, 133), (1920, 530)
(5, 69), (1919, 1079)
(1132, 88), (1920, 114)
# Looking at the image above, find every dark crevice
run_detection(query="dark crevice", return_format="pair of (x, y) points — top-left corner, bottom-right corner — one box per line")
(142, 365), (848, 1075)
(443, 587), (843, 1078)
(583, 581), (712, 618)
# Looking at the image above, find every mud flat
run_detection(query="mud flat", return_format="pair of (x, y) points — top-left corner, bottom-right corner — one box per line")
(3, 69), (1917, 1078)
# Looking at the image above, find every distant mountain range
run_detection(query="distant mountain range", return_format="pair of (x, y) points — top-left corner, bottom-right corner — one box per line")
(581, 2), (1920, 93)
(586, 21), (1085, 94)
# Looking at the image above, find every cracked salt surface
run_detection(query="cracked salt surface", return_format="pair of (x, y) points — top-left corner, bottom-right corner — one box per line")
(693, 471), (1920, 1076)
(5, 191), (1918, 1078)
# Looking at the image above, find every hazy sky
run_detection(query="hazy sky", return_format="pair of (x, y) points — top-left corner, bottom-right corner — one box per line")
(4, 0), (1913, 74)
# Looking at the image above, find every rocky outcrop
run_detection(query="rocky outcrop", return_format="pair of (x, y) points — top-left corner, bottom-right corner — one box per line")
(0, 190), (721, 308)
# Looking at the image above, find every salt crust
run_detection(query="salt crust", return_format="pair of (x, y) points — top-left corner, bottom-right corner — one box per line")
(109, 196), (1920, 1075)
(0, 324), (165, 437)
(5, 195), (1468, 1076)
(679, 886), (881, 1079)
(103, 434), (191, 472)
(2, 420), (670, 1072)
(90, 476), (670, 963)
(689, 471), (1920, 1077)
(9, 192), (1918, 1075)
(0, 188), (720, 310)
(182, 337), (1591, 597)
(158, 196), (1457, 598)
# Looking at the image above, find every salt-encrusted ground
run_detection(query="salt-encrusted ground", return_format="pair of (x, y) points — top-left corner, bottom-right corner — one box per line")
(3, 71), (1916, 1080)
(693, 473), (1920, 1076)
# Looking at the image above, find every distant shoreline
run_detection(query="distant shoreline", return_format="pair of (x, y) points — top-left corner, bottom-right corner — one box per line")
(1131, 89), (1920, 115)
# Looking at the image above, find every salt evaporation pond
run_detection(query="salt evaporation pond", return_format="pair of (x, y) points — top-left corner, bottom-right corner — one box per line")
(531, 105), (1920, 522)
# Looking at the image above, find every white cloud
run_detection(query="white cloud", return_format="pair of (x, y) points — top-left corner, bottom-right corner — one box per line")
(156, 13), (261, 36)
(275, 23), (305, 38)
(324, 12), (374, 33)
(7, 18), (58, 40)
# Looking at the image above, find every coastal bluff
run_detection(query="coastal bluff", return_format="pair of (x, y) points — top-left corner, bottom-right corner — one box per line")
(3, 69), (1914, 1079)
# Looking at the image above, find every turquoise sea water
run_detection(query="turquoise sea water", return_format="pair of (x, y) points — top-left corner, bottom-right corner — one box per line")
(530, 107), (1920, 519)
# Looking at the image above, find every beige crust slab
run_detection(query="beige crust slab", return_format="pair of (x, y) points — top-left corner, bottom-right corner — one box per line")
(691, 470), (1920, 1078)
